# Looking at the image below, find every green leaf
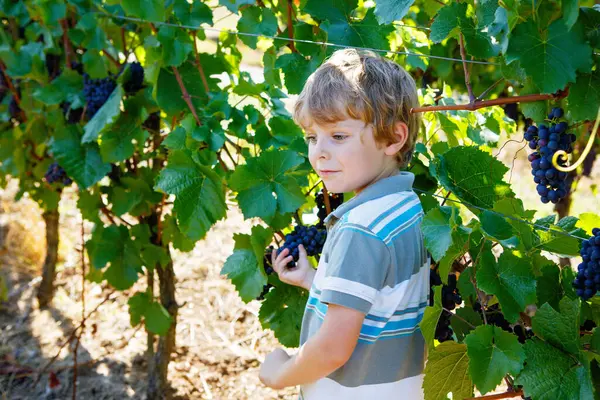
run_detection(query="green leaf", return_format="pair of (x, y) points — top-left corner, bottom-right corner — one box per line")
(576, 213), (600, 236)
(421, 206), (471, 280)
(536, 264), (563, 311)
(50, 125), (111, 189)
(451, 307), (482, 341)
(419, 286), (443, 349)
(480, 210), (514, 241)
(432, 146), (513, 209)
(162, 126), (187, 150)
(506, 19), (592, 93)
(77, 189), (103, 224)
(128, 291), (150, 326)
(323, 9), (394, 50)
(221, 233), (267, 303)
(98, 96), (147, 163)
(259, 284), (308, 347)
(567, 71), (600, 123)
(532, 297), (581, 356)
(155, 150), (227, 241)
(82, 50), (108, 79)
(580, 7), (600, 48)
(304, 0), (357, 24)
(229, 149), (305, 220)
(275, 51), (326, 95)
(562, 0), (579, 29)
(173, 0), (212, 26)
(430, 2), (497, 58)
(82, 85), (123, 143)
(145, 301), (172, 336)
(237, 6), (278, 49)
(464, 325), (525, 394)
(476, 251), (536, 323)
(373, 0), (415, 24)
(218, 0), (255, 13)
(157, 26), (193, 67)
(422, 341), (473, 400)
(515, 338), (594, 400)
(162, 214), (196, 252)
(33, 69), (83, 105)
(121, 0), (165, 22)
(535, 223), (582, 256)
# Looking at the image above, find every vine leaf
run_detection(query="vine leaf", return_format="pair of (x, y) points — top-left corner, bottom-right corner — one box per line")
(128, 292), (173, 336)
(82, 85), (124, 144)
(532, 297), (581, 357)
(173, 0), (213, 26)
(580, 6), (600, 48)
(431, 146), (513, 210)
(86, 225), (143, 290)
(464, 325), (525, 394)
(476, 251), (536, 323)
(229, 149), (305, 221)
(50, 125), (111, 189)
(237, 6), (278, 49)
(515, 338), (594, 400)
(421, 206), (471, 283)
(576, 213), (600, 236)
(157, 26), (194, 67)
(154, 150), (227, 241)
(422, 341), (473, 400)
(419, 286), (443, 350)
(430, 2), (497, 58)
(162, 214), (196, 252)
(567, 71), (600, 122)
(221, 227), (271, 303)
(373, 0), (415, 25)
(506, 19), (592, 93)
(258, 283), (308, 348)
(536, 264), (563, 311)
(121, 0), (165, 22)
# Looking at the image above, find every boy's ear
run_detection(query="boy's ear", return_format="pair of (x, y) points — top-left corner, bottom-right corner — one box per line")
(383, 121), (409, 156)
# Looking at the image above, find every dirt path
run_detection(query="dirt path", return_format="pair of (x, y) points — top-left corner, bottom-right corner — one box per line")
(0, 182), (297, 399)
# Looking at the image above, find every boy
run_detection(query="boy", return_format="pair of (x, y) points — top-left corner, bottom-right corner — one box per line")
(259, 48), (429, 399)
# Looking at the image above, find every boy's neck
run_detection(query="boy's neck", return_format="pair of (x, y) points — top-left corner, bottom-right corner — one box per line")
(355, 165), (400, 194)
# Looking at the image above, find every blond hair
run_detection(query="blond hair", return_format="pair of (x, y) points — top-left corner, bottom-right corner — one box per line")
(293, 48), (421, 168)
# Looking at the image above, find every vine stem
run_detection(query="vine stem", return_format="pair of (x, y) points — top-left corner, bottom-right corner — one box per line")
(411, 90), (568, 114)
(121, 27), (127, 55)
(0, 61), (20, 104)
(192, 32), (210, 94)
(102, 49), (121, 67)
(72, 214), (87, 399)
(171, 66), (202, 126)
(287, 0), (297, 53)
(459, 33), (475, 103)
(322, 184), (332, 215)
(61, 19), (74, 69)
(464, 389), (523, 400)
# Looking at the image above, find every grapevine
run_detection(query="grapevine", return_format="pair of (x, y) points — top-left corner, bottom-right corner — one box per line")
(573, 227), (600, 300)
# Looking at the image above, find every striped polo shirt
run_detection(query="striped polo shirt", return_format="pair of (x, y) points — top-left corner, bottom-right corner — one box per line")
(299, 171), (429, 400)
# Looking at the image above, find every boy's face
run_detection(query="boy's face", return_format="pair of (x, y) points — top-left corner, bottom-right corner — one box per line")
(304, 118), (398, 194)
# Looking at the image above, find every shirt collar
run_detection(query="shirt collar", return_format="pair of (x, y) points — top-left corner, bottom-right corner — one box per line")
(323, 171), (416, 228)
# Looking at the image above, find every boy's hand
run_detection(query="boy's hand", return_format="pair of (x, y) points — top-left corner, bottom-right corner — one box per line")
(259, 348), (291, 389)
(271, 245), (316, 291)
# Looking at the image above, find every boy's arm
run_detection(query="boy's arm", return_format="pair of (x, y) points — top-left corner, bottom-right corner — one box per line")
(272, 303), (364, 388)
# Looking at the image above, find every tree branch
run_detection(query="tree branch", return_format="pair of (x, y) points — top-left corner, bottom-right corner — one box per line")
(102, 49), (121, 67)
(0, 61), (20, 105)
(411, 90), (568, 114)
(172, 66), (202, 126)
(60, 19), (74, 69)
(192, 33), (210, 94)
(322, 185), (332, 215)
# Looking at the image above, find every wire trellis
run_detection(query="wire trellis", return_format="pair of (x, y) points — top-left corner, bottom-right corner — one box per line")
(90, 9), (597, 247)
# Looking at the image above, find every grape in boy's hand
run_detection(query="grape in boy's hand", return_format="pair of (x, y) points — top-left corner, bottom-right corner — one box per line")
(271, 244), (315, 291)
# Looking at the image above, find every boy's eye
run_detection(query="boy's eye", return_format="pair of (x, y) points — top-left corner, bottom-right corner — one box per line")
(304, 136), (317, 144)
(333, 134), (347, 140)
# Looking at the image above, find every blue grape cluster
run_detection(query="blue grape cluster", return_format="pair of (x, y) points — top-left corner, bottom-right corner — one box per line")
(315, 189), (343, 228)
(83, 73), (117, 118)
(278, 225), (327, 268)
(524, 107), (575, 204)
(430, 270), (462, 342)
(44, 162), (72, 185)
(257, 246), (275, 301)
(573, 228), (600, 300)
(122, 62), (144, 93)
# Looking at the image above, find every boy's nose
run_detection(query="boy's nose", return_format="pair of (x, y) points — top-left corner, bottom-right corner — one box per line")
(314, 139), (331, 160)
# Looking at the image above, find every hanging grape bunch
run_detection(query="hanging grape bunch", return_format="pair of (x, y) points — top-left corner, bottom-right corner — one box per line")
(44, 162), (72, 186)
(573, 227), (600, 300)
(83, 73), (117, 118)
(524, 107), (576, 204)
(121, 62), (145, 93)
(278, 225), (327, 268)
(472, 302), (533, 343)
(257, 246), (275, 301)
(430, 269), (462, 342)
(315, 189), (343, 228)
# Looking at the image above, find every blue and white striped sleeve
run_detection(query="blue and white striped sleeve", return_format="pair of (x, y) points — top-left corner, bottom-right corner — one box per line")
(319, 223), (391, 314)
